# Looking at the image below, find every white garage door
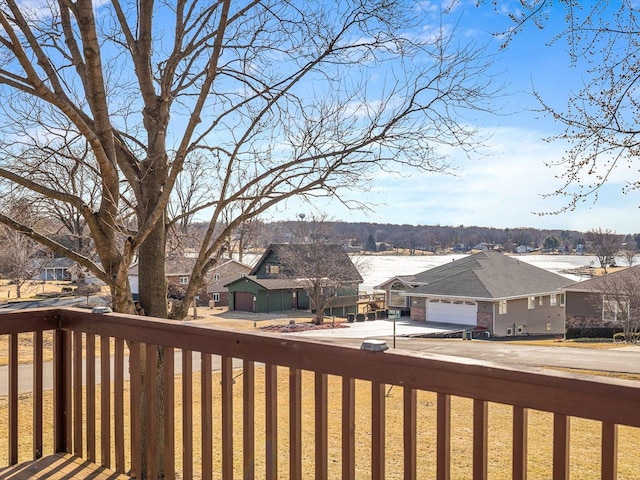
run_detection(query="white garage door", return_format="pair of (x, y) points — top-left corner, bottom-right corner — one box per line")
(426, 300), (477, 326)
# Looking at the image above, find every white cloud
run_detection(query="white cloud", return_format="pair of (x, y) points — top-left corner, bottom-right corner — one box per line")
(295, 125), (640, 233)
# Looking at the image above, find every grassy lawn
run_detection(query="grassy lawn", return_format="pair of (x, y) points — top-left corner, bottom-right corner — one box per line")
(501, 338), (624, 350)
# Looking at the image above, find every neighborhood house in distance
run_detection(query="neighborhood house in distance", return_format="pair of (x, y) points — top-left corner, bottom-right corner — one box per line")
(563, 265), (640, 329)
(377, 251), (571, 336)
(226, 243), (363, 316)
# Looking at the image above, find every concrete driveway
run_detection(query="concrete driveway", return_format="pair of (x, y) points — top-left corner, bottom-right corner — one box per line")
(292, 317), (468, 339)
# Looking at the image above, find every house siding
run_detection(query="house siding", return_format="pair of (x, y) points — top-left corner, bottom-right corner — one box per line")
(494, 296), (564, 336)
(564, 291), (622, 328)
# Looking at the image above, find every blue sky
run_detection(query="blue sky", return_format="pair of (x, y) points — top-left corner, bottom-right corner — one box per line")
(273, 1), (640, 234)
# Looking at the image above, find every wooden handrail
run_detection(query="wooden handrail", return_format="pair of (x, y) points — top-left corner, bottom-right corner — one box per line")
(1, 307), (639, 479)
(53, 308), (640, 427)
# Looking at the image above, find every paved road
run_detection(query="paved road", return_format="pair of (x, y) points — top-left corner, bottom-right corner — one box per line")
(292, 318), (640, 374)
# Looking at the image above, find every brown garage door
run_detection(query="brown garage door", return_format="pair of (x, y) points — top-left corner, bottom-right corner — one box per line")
(234, 292), (254, 312)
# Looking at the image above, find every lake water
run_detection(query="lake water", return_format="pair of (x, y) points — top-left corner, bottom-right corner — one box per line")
(240, 252), (612, 293)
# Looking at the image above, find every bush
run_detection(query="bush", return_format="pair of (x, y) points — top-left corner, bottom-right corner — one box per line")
(613, 332), (640, 342)
(565, 327), (623, 339)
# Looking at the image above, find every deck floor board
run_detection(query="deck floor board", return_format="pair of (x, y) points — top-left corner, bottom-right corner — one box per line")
(0, 454), (131, 479)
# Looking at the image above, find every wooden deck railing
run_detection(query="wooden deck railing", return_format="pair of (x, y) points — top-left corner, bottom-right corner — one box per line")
(0, 307), (639, 479)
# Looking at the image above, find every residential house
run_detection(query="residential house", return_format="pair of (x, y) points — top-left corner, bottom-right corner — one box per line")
(377, 251), (570, 336)
(129, 256), (251, 305)
(563, 265), (640, 329)
(33, 257), (74, 281)
(206, 259), (252, 306)
(226, 243), (362, 316)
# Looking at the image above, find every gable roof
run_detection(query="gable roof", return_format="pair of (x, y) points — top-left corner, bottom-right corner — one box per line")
(563, 265), (640, 292)
(407, 251), (571, 300)
(250, 243), (363, 283)
(225, 275), (303, 290)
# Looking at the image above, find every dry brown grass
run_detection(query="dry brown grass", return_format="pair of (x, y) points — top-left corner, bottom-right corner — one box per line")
(0, 280), (73, 301)
(505, 338), (624, 350)
(1, 365), (639, 479)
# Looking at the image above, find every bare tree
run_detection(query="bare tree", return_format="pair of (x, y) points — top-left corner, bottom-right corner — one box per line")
(622, 241), (637, 267)
(0, 224), (43, 298)
(75, 283), (101, 306)
(0, 197), (48, 298)
(276, 217), (363, 324)
(592, 268), (640, 343)
(494, 1), (640, 211)
(0, 3), (496, 475)
(585, 228), (622, 273)
(0, 1), (496, 322)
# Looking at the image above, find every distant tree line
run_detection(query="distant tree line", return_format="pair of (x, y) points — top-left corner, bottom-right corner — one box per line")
(233, 220), (639, 255)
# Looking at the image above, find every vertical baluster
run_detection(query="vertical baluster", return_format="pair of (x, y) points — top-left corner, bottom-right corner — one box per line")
(73, 330), (83, 457)
(243, 360), (255, 480)
(553, 413), (570, 480)
(601, 422), (618, 480)
(473, 399), (488, 480)
(33, 330), (43, 460)
(436, 393), (451, 480)
(512, 406), (528, 480)
(54, 329), (72, 454)
(182, 350), (193, 480)
(403, 387), (416, 480)
(201, 353), (212, 480)
(86, 333), (96, 462)
(371, 382), (385, 480)
(342, 377), (355, 480)
(129, 341), (141, 479)
(8, 333), (18, 464)
(164, 347), (175, 480)
(265, 364), (278, 480)
(315, 372), (328, 480)
(100, 336), (111, 468)
(114, 338), (124, 472)
(222, 356), (233, 479)
(145, 344), (159, 479)
(290, 368), (302, 480)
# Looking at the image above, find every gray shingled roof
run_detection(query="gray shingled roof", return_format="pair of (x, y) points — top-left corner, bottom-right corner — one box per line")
(408, 251), (571, 299)
(251, 243), (363, 282)
(563, 264), (640, 292)
(227, 275), (302, 290)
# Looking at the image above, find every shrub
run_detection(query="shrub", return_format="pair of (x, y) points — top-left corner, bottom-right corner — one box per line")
(613, 332), (640, 342)
(565, 327), (623, 339)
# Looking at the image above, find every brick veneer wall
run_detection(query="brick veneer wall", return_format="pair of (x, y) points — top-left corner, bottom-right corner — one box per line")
(566, 314), (618, 329)
(410, 306), (426, 322)
(477, 311), (492, 330)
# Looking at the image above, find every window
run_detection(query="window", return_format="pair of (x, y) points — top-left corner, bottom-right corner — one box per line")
(550, 294), (557, 306)
(498, 300), (507, 315)
(179, 276), (189, 285)
(212, 293), (220, 303)
(603, 296), (629, 322)
(214, 274), (220, 282)
(528, 297), (535, 309)
(240, 273), (246, 277)
(266, 265), (280, 274)
(559, 293), (565, 306)
(539, 296), (543, 306)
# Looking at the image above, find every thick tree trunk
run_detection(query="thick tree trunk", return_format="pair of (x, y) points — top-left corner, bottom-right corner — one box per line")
(138, 218), (168, 318)
(136, 213), (168, 478)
